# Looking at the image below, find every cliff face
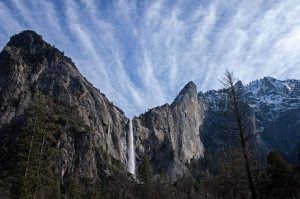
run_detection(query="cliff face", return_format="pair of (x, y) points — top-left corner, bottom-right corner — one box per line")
(133, 82), (205, 178)
(0, 30), (129, 181)
(0, 31), (207, 184)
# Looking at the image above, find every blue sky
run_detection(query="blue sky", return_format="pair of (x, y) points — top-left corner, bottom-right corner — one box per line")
(1, 0), (300, 117)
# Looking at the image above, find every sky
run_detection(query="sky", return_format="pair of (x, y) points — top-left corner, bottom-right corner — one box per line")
(1, 0), (300, 117)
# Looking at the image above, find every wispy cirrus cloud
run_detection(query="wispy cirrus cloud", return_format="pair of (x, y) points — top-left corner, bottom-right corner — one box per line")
(1, 0), (300, 117)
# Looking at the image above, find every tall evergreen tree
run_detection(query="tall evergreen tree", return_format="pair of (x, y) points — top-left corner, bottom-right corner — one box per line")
(222, 71), (257, 199)
(138, 153), (153, 184)
(14, 94), (59, 198)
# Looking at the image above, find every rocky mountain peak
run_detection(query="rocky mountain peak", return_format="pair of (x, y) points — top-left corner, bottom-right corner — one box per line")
(133, 80), (204, 178)
(235, 80), (244, 89)
(262, 76), (276, 82)
(179, 81), (197, 95)
(6, 30), (50, 53)
(3, 31), (72, 78)
(1, 30), (77, 81)
(174, 81), (197, 103)
(0, 31), (129, 183)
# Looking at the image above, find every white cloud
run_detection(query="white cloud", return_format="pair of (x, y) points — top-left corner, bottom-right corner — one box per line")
(276, 27), (300, 53)
(0, 0), (300, 117)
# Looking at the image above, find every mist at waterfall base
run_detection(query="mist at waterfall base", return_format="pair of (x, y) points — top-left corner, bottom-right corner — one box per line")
(128, 120), (136, 176)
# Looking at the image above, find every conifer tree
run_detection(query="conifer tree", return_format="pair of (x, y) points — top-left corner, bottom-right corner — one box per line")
(14, 94), (59, 198)
(222, 71), (257, 199)
(139, 153), (153, 184)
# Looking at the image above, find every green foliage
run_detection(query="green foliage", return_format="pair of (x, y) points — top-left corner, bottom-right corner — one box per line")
(263, 151), (298, 198)
(138, 153), (153, 184)
(66, 176), (84, 199)
(267, 151), (293, 186)
(50, 176), (61, 199)
(14, 94), (59, 198)
(0, 93), (90, 198)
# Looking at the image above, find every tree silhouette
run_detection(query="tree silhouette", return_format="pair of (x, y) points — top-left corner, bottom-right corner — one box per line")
(221, 70), (257, 199)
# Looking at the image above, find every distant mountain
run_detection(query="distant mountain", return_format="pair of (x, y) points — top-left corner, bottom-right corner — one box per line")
(245, 77), (300, 125)
(200, 77), (300, 167)
(245, 77), (300, 163)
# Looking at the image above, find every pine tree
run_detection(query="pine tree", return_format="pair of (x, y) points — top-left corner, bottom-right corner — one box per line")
(139, 154), (153, 184)
(0, 91), (91, 198)
(266, 151), (294, 198)
(66, 176), (84, 199)
(221, 71), (258, 199)
(14, 94), (59, 198)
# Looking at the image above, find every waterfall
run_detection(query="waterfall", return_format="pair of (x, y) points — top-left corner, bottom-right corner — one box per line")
(128, 119), (135, 176)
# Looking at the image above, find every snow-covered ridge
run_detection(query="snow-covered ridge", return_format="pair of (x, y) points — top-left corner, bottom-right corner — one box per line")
(199, 77), (300, 132)
(245, 77), (300, 112)
(200, 77), (300, 111)
(198, 77), (300, 161)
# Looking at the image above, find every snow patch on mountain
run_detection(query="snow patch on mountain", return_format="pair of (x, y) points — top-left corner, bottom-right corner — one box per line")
(200, 77), (300, 133)
(245, 77), (300, 114)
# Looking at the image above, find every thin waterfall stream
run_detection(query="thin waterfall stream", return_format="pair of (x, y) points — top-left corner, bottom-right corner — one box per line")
(128, 119), (135, 176)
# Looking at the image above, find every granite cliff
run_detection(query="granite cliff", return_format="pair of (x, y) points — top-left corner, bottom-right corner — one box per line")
(133, 82), (205, 179)
(0, 30), (129, 183)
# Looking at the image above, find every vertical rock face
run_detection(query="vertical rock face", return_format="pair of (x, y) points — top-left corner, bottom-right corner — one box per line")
(133, 81), (205, 178)
(0, 30), (129, 180)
